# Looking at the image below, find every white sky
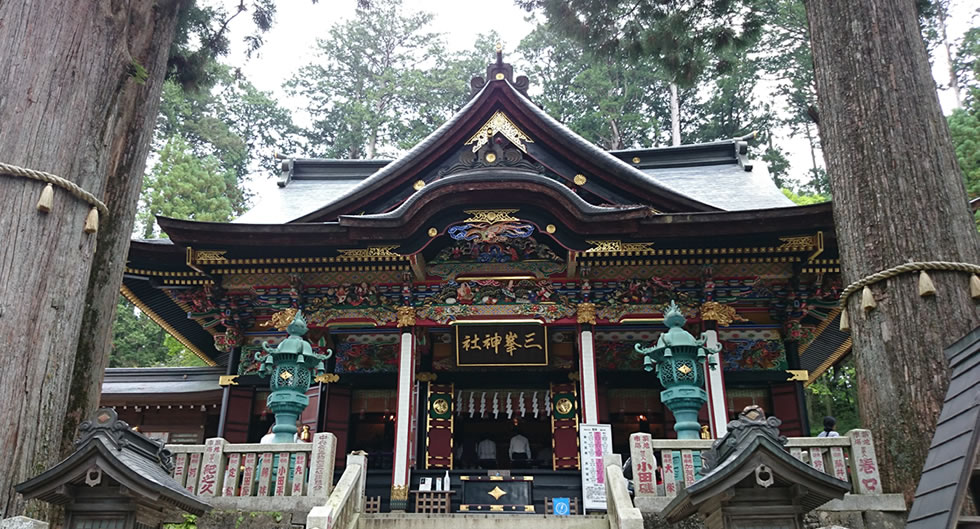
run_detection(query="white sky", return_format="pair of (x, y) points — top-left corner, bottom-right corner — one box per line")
(221, 0), (977, 189)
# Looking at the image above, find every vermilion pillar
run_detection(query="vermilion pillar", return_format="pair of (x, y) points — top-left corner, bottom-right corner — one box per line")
(577, 323), (599, 424)
(390, 328), (416, 511)
(702, 322), (729, 438)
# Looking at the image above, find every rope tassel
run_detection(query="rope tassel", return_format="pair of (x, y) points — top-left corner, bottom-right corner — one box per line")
(84, 206), (99, 234)
(861, 286), (877, 312)
(36, 183), (54, 213)
(918, 271), (936, 297)
(839, 308), (850, 332)
(971, 275), (980, 300)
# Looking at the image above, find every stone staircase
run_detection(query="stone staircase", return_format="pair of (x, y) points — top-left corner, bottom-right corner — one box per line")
(353, 513), (611, 529)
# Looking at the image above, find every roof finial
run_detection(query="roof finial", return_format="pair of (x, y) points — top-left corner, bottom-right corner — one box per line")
(495, 41), (503, 53)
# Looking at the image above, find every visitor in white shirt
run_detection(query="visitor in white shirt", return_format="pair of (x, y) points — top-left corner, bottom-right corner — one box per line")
(478, 438), (497, 468)
(509, 430), (531, 468)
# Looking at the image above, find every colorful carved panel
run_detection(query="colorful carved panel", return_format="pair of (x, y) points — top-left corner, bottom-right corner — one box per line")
(426, 383), (454, 469)
(718, 329), (788, 371)
(416, 279), (575, 324)
(550, 382), (580, 470)
(334, 342), (399, 373)
(594, 340), (644, 371)
(429, 234), (564, 279)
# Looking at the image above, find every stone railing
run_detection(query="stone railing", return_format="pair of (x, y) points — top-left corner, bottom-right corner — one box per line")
(639, 429), (883, 499)
(166, 433), (336, 515)
(307, 453), (367, 529)
(604, 454), (643, 529)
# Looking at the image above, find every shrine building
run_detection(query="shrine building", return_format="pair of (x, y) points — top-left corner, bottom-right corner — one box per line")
(111, 52), (850, 510)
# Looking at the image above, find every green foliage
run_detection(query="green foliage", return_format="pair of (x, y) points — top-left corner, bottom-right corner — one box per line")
(137, 134), (238, 238)
(110, 297), (206, 368)
(948, 24), (980, 229)
(517, 23), (671, 149)
(155, 62), (298, 203)
(518, 0), (765, 88)
(806, 356), (860, 435)
(163, 514), (197, 529)
(781, 188), (830, 205)
(129, 59), (149, 84)
(285, 0), (486, 158)
(168, 0), (279, 88)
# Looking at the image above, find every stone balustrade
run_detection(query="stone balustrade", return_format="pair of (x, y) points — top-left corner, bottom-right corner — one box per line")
(633, 429), (883, 499)
(166, 432), (336, 517)
(629, 428), (909, 515)
(307, 452), (368, 529)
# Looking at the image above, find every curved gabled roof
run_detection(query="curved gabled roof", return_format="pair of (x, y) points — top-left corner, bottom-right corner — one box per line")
(290, 71), (718, 222)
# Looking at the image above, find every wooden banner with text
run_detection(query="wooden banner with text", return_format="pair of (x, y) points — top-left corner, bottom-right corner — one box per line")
(455, 322), (548, 367)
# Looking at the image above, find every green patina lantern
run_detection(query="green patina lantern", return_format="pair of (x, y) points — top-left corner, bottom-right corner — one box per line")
(258, 310), (332, 443)
(635, 301), (720, 440)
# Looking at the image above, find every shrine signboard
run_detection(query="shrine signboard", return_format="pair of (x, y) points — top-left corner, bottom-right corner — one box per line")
(579, 423), (613, 512)
(455, 322), (548, 366)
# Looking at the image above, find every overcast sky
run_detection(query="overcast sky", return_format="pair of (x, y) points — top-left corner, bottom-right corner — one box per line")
(222, 0), (977, 189)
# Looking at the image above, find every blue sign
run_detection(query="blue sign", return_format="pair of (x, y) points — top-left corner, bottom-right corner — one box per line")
(552, 497), (570, 516)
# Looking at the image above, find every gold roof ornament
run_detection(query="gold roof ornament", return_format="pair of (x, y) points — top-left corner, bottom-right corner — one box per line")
(576, 302), (597, 325)
(584, 240), (655, 253)
(314, 373), (340, 384)
(699, 302), (746, 327)
(396, 306), (416, 328)
(462, 209), (520, 224)
(336, 246), (402, 260)
(261, 308), (299, 331)
(465, 111), (534, 153)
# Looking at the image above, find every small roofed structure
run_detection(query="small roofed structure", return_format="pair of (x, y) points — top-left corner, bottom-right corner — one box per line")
(15, 408), (209, 529)
(907, 326), (980, 529)
(663, 405), (849, 529)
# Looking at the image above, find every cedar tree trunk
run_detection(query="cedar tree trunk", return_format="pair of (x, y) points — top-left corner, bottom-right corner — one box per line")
(805, 0), (980, 502)
(0, 0), (182, 517)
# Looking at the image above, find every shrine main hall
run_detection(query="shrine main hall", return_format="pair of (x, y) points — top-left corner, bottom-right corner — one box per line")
(109, 53), (849, 510)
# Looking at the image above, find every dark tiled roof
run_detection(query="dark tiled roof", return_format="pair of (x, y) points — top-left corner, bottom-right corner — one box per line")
(15, 408), (210, 515)
(102, 367), (224, 398)
(907, 326), (980, 529)
(638, 163), (793, 211)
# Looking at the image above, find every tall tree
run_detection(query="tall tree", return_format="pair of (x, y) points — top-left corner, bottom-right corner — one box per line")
(806, 0), (980, 501)
(518, 0), (765, 145)
(137, 134), (240, 238)
(518, 23), (672, 149)
(286, 0), (481, 159)
(0, 1), (183, 517)
(757, 0), (826, 191)
(0, 0), (283, 517)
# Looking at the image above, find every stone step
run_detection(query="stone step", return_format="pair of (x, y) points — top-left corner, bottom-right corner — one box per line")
(356, 513), (610, 529)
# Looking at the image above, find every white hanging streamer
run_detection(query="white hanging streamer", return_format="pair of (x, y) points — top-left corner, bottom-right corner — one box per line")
(506, 392), (513, 419)
(545, 390), (552, 416)
(480, 392), (487, 418)
(519, 391), (526, 418)
(492, 392), (499, 419)
(532, 391), (539, 418)
(457, 390), (463, 416)
(469, 392), (476, 418)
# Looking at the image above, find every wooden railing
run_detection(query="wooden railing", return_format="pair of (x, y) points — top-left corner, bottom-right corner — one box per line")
(638, 429), (884, 498)
(166, 433), (336, 510)
(307, 453), (367, 529)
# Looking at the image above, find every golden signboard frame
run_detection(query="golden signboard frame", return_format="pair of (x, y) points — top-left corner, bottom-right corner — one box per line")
(452, 320), (549, 367)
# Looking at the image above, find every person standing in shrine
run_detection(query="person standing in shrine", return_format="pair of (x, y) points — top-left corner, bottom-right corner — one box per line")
(509, 428), (531, 468)
(478, 437), (497, 468)
(817, 416), (840, 437)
